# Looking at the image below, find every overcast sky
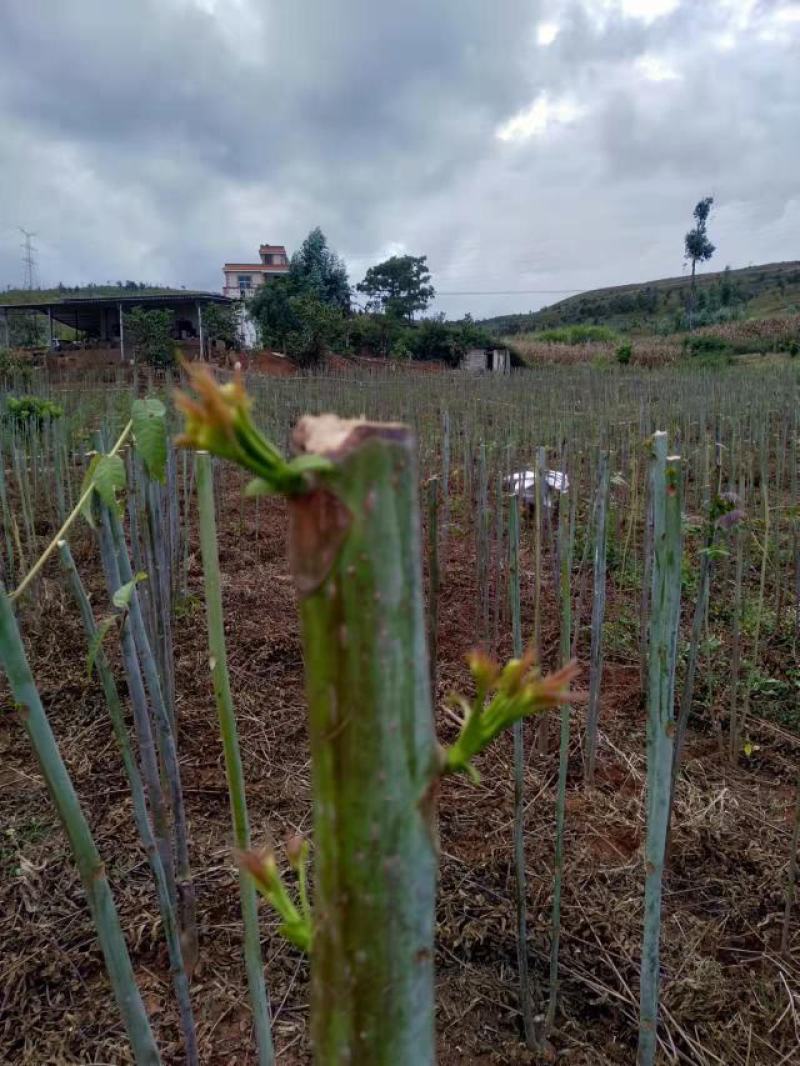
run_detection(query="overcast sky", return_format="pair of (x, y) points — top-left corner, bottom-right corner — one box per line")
(0, 0), (798, 318)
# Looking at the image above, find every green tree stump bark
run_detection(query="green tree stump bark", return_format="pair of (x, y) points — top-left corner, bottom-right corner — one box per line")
(288, 415), (438, 1065)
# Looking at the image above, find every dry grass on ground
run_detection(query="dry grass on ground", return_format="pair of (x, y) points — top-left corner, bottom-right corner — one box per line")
(1, 477), (798, 1064)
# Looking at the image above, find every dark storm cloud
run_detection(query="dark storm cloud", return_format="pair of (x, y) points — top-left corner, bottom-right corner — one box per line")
(0, 0), (798, 315)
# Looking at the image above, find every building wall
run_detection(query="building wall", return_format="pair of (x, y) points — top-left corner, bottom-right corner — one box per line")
(222, 268), (288, 299)
(463, 347), (511, 373)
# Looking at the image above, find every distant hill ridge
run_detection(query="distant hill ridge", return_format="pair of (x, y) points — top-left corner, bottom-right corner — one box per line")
(481, 260), (800, 334)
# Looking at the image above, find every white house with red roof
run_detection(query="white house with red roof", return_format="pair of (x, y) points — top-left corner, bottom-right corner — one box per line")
(222, 243), (290, 298)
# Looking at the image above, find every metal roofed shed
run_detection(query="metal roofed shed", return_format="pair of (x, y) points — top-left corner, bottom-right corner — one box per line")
(0, 291), (232, 363)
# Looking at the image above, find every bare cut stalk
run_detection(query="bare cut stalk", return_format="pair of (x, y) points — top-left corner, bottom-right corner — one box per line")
(97, 506), (177, 907)
(639, 475), (654, 694)
(492, 470), (504, 655)
(585, 452), (610, 784)
(441, 409), (450, 554)
(667, 501), (718, 849)
(546, 477), (573, 1033)
(739, 455), (770, 749)
(289, 416), (439, 1064)
(57, 539), (198, 1065)
(534, 446), (548, 755)
(729, 474), (746, 763)
(509, 493), (537, 1049)
(638, 434), (682, 1066)
(195, 453), (274, 1066)
(106, 504), (198, 974)
(477, 442), (489, 643)
(0, 586), (161, 1066)
(426, 475), (440, 699)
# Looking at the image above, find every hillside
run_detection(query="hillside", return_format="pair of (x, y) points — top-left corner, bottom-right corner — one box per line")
(482, 260), (800, 335)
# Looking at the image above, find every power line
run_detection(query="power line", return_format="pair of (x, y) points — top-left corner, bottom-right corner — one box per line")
(433, 288), (586, 296)
(18, 226), (38, 290)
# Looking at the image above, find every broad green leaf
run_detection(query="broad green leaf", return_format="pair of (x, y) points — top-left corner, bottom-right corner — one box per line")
(86, 615), (118, 677)
(112, 571), (148, 609)
(132, 398), (167, 483)
(79, 452), (127, 526)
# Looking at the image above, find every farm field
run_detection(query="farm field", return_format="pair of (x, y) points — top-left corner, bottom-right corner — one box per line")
(1, 362), (799, 1065)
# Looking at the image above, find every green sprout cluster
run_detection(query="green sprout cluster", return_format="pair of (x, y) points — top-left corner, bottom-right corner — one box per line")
(443, 650), (578, 781)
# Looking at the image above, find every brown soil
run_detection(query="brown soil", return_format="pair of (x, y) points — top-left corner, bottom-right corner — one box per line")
(1, 477), (798, 1064)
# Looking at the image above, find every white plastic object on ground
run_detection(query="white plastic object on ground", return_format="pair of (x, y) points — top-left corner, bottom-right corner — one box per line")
(504, 468), (569, 507)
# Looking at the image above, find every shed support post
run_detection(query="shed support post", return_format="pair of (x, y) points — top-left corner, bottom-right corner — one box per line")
(197, 302), (204, 361)
(2, 311), (8, 349)
(118, 303), (124, 363)
(48, 306), (53, 349)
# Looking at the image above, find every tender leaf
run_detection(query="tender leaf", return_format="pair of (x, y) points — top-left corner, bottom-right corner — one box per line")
(86, 615), (118, 677)
(79, 453), (127, 526)
(132, 398), (167, 482)
(112, 571), (148, 609)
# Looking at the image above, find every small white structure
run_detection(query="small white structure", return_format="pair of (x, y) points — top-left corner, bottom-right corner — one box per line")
(505, 468), (569, 510)
(463, 347), (511, 373)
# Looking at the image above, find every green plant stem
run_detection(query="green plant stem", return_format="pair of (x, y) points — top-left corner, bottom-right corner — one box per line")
(509, 494), (537, 1049)
(106, 503), (199, 974)
(0, 586), (161, 1066)
(534, 446), (547, 755)
(547, 479), (572, 1033)
(638, 434), (682, 1066)
(426, 476), (440, 700)
(585, 452), (610, 784)
(288, 417), (439, 1065)
(195, 452), (274, 1066)
(57, 539), (198, 1065)
(97, 504), (176, 906)
(667, 508), (717, 850)
(739, 457), (770, 748)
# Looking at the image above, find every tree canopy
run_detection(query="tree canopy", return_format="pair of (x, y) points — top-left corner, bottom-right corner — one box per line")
(684, 197), (715, 277)
(356, 255), (435, 320)
(249, 228), (349, 365)
(289, 227), (350, 310)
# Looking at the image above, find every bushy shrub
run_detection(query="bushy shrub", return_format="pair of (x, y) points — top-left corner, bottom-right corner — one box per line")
(407, 317), (461, 366)
(616, 342), (632, 365)
(684, 334), (732, 357)
(0, 348), (35, 385)
(283, 296), (343, 368)
(4, 394), (64, 427)
(124, 308), (176, 367)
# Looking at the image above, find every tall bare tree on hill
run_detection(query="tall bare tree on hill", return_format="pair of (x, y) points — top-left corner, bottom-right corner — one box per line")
(684, 196), (715, 328)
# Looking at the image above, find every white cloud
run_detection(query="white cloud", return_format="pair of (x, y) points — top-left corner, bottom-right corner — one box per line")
(496, 93), (584, 142)
(536, 21), (560, 45)
(635, 53), (681, 82)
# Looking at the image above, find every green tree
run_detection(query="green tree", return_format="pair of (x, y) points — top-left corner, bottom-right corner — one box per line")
(250, 229), (349, 364)
(124, 307), (175, 367)
(249, 276), (297, 351)
(202, 302), (241, 351)
(684, 197), (715, 326)
(290, 227), (350, 310)
(284, 294), (343, 368)
(357, 255), (435, 321)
